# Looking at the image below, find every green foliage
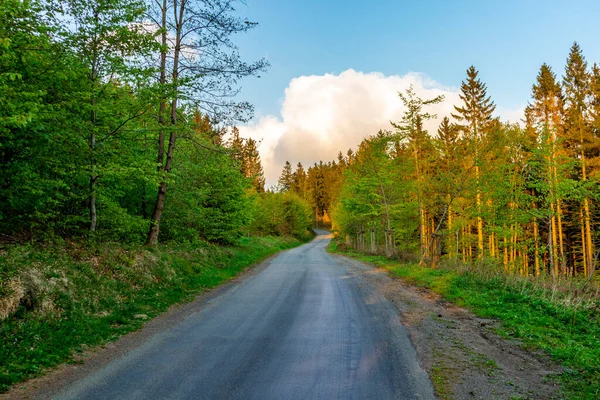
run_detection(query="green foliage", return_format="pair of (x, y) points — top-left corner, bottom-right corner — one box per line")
(161, 137), (252, 244)
(248, 191), (313, 240)
(0, 0), (271, 245)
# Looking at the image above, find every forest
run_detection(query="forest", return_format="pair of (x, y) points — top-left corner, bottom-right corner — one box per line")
(2, 0), (600, 396)
(0, 0), (314, 245)
(278, 42), (600, 283)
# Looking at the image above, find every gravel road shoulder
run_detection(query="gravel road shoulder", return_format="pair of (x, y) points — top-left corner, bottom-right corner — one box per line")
(336, 254), (563, 400)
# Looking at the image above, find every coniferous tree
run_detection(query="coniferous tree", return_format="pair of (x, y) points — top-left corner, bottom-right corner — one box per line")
(278, 161), (294, 191)
(193, 110), (223, 145)
(588, 63), (600, 178)
(229, 126), (245, 167)
(452, 66), (496, 259)
(563, 42), (594, 275)
(292, 162), (307, 199)
(528, 63), (567, 275)
(243, 138), (265, 193)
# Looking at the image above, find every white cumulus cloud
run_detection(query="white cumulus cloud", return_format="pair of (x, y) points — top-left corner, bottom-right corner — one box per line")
(238, 69), (522, 187)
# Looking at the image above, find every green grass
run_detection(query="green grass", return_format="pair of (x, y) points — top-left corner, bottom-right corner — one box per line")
(329, 239), (600, 400)
(0, 235), (307, 393)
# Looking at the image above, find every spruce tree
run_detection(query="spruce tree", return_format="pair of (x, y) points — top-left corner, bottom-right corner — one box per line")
(293, 162), (307, 198)
(563, 42), (594, 275)
(452, 66), (496, 259)
(229, 126), (245, 169)
(243, 138), (265, 193)
(588, 63), (600, 177)
(529, 63), (566, 276)
(278, 161), (294, 192)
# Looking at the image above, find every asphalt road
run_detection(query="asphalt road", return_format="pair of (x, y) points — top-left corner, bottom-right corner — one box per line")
(57, 231), (435, 400)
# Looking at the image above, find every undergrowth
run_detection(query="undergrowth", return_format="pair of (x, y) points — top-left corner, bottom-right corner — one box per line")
(0, 235), (305, 393)
(329, 238), (600, 400)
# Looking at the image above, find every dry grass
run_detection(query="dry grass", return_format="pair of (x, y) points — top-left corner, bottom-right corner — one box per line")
(0, 278), (23, 321)
(446, 258), (600, 315)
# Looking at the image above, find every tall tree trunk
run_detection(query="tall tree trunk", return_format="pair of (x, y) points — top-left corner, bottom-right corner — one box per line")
(556, 200), (566, 274)
(534, 215), (540, 276)
(89, 13), (99, 232)
(156, 0), (167, 171)
(550, 207), (559, 277)
(89, 127), (96, 231)
(146, 0), (184, 245)
(462, 227), (466, 263)
(580, 206), (587, 277)
(447, 202), (453, 259)
(475, 164), (484, 259)
(89, 98), (96, 231)
(580, 121), (594, 276)
(420, 207), (427, 261)
(503, 234), (508, 270)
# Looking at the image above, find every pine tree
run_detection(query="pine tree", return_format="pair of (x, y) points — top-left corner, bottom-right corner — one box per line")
(193, 110), (223, 145)
(452, 66), (496, 259)
(243, 138), (265, 193)
(529, 63), (566, 276)
(292, 162), (307, 198)
(563, 42), (594, 275)
(278, 161), (294, 192)
(229, 126), (245, 168)
(588, 63), (600, 178)
(226, 127), (264, 192)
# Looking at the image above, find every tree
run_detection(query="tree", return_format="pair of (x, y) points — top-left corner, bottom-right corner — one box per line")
(588, 63), (600, 178)
(193, 109), (223, 145)
(0, 0), (64, 234)
(563, 42), (594, 276)
(145, 0), (269, 245)
(229, 126), (245, 166)
(392, 85), (444, 262)
(160, 134), (251, 244)
(528, 63), (567, 276)
(65, 0), (154, 232)
(452, 66), (496, 259)
(278, 161), (294, 191)
(243, 138), (265, 193)
(227, 127), (265, 193)
(435, 116), (461, 258)
(292, 162), (307, 199)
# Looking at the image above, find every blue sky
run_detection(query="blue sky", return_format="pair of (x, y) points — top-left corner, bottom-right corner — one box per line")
(235, 0), (600, 118)
(230, 0), (600, 185)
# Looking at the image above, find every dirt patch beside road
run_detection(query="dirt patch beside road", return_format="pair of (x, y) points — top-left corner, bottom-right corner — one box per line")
(337, 255), (562, 400)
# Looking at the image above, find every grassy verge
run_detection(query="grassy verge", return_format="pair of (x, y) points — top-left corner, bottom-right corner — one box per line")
(0, 235), (306, 393)
(328, 238), (600, 400)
